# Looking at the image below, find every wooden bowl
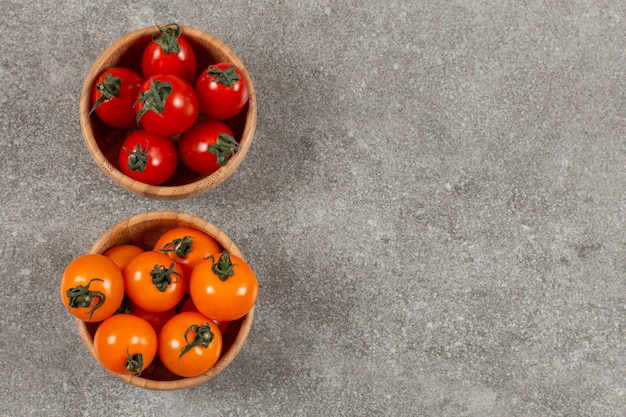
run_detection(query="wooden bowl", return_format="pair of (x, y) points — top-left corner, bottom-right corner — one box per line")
(79, 25), (257, 200)
(76, 210), (255, 390)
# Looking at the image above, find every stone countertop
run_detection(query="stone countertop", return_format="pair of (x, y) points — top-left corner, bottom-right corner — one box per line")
(1, 1), (624, 416)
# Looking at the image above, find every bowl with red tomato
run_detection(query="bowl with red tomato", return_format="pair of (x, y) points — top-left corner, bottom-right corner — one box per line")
(60, 210), (257, 390)
(80, 24), (257, 200)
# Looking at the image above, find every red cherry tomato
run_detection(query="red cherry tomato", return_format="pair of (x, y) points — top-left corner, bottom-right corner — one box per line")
(195, 62), (249, 120)
(177, 120), (238, 175)
(118, 129), (178, 186)
(90, 67), (143, 129)
(141, 23), (197, 85)
(158, 311), (223, 377)
(123, 251), (185, 313)
(135, 74), (199, 137)
(93, 313), (157, 376)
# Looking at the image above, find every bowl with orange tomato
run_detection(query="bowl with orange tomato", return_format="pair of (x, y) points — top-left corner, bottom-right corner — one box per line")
(59, 211), (257, 390)
(79, 23), (257, 200)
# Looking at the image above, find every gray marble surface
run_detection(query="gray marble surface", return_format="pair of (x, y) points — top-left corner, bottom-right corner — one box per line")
(1, 1), (624, 416)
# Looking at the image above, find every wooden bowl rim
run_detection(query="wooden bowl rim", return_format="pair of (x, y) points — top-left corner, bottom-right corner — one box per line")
(75, 210), (255, 390)
(79, 25), (257, 200)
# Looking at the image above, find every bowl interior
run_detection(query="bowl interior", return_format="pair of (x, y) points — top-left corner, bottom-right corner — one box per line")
(77, 210), (254, 390)
(80, 26), (256, 199)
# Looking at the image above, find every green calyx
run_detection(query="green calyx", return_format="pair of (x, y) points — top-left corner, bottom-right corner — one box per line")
(208, 133), (239, 166)
(66, 278), (105, 320)
(150, 263), (182, 292)
(125, 348), (144, 376)
(89, 73), (122, 114)
(208, 251), (237, 282)
(135, 78), (173, 126)
(152, 23), (182, 54)
(179, 323), (214, 359)
(207, 65), (241, 87)
(160, 236), (194, 258)
(123, 143), (150, 172)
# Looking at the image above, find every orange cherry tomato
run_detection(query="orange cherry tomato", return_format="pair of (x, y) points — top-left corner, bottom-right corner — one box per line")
(158, 311), (223, 377)
(189, 251), (258, 322)
(93, 313), (157, 376)
(179, 297), (230, 334)
(124, 251), (185, 313)
(103, 244), (145, 270)
(60, 254), (124, 322)
(154, 227), (222, 279)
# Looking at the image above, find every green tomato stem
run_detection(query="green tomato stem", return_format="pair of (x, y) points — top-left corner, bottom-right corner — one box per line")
(125, 349), (144, 376)
(159, 236), (194, 258)
(208, 133), (239, 166)
(65, 278), (106, 320)
(150, 263), (182, 292)
(179, 323), (214, 359)
(207, 65), (241, 87)
(152, 23), (182, 54)
(135, 78), (173, 127)
(208, 251), (237, 282)
(89, 73), (122, 114)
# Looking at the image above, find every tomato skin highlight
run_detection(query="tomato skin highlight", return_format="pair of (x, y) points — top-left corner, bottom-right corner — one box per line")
(190, 251), (258, 322)
(93, 313), (158, 376)
(117, 129), (178, 186)
(90, 67), (143, 129)
(195, 62), (249, 120)
(177, 120), (237, 175)
(158, 311), (223, 377)
(141, 24), (197, 85)
(123, 251), (186, 313)
(134, 74), (199, 137)
(60, 254), (124, 323)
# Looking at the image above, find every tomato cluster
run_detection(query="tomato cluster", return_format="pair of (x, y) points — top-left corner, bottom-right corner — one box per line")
(59, 226), (258, 378)
(90, 23), (250, 185)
